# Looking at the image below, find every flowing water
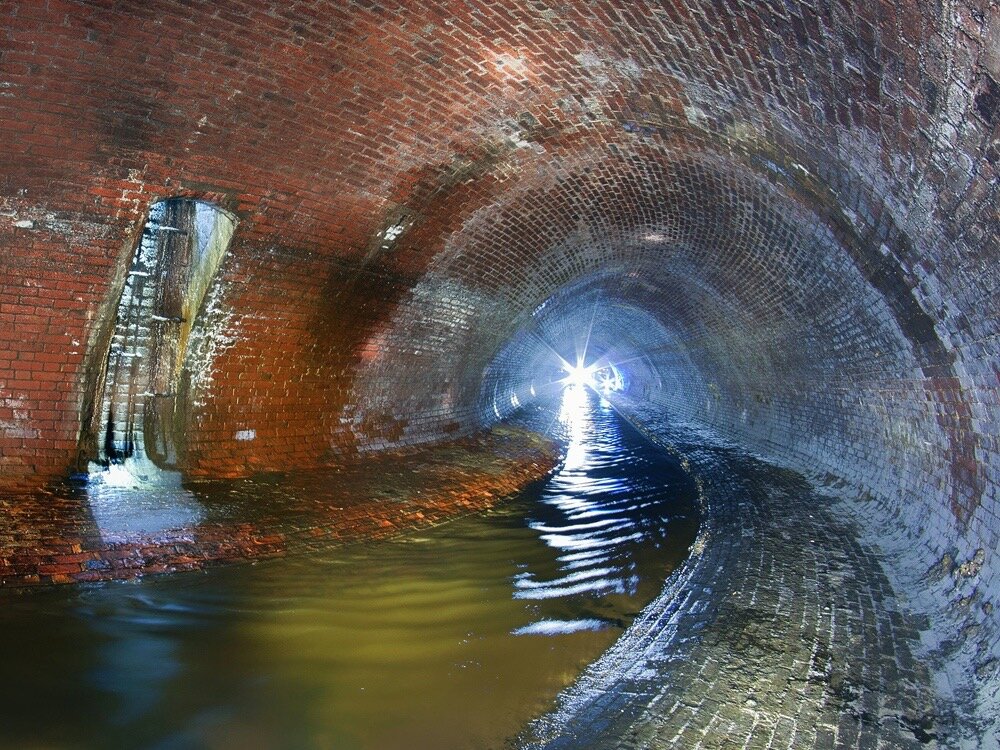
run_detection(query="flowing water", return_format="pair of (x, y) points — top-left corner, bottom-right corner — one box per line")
(0, 388), (699, 749)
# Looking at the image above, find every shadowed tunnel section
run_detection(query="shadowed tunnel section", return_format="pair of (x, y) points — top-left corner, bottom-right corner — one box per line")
(0, 0), (998, 746)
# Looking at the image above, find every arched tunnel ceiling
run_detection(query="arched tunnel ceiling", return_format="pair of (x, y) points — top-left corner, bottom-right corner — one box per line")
(1, 0), (998, 736)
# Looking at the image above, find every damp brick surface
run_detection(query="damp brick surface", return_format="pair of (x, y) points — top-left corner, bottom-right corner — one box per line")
(0, 425), (557, 588)
(0, 0), (998, 745)
(521, 403), (946, 749)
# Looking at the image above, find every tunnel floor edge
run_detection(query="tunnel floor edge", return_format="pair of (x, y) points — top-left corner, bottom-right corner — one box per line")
(518, 401), (952, 750)
(0, 425), (559, 589)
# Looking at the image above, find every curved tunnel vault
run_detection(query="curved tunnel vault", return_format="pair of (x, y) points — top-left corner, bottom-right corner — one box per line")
(1, 0), (998, 746)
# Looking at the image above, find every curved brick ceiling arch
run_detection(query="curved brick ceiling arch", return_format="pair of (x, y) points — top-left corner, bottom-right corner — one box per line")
(1, 0), (997, 738)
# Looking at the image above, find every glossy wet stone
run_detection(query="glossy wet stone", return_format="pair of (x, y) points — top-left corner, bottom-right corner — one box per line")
(0, 389), (699, 749)
(521, 399), (946, 750)
(0, 425), (558, 587)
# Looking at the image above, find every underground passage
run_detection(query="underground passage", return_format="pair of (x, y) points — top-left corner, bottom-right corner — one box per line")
(0, 1), (998, 748)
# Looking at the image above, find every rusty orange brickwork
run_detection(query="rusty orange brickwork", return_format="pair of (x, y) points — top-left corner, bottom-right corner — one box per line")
(2, 0), (999, 736)
(0, 425), (557, 587)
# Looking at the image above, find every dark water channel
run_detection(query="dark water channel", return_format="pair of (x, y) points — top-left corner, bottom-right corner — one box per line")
(0, 387), (699, 749)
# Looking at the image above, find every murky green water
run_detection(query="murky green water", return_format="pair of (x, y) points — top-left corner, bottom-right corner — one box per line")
(0, 389), (698, 749)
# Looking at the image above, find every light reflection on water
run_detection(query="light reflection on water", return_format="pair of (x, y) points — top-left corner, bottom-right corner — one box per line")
(513, 386), (693, 628)
(0, 388), (698, 750)
(85, 461), (203, 544)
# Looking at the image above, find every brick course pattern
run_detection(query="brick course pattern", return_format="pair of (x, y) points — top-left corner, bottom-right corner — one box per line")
(1, 0), (998, 744)
(522, 409), (942, 749)
(0, 425), (556, 587)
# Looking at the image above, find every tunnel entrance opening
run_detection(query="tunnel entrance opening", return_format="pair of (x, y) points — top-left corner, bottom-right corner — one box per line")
(474, 280), (965, 745)
(560, 363), (625, 396)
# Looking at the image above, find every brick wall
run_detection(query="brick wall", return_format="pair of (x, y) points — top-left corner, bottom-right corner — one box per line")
(2, 0), (997, 731)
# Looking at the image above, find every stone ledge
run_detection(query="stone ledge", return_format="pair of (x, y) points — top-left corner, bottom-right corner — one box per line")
(0, 425), (558, 589)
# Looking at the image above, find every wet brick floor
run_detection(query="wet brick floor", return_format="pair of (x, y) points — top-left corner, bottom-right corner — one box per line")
(1, 404), (949, 748)
(0, 425), (557, 588)
(520, 402), (944, 750)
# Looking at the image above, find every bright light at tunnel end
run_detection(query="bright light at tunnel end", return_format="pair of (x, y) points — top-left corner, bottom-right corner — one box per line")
(562, 362), (597, 388)
(559, 360), (624, 394)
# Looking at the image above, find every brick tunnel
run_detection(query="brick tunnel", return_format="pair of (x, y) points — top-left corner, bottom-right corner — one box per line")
(1, 1), (998, 748)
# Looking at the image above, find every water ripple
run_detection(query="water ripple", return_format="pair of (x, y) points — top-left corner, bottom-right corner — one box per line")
(513, 386), (698, 633)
